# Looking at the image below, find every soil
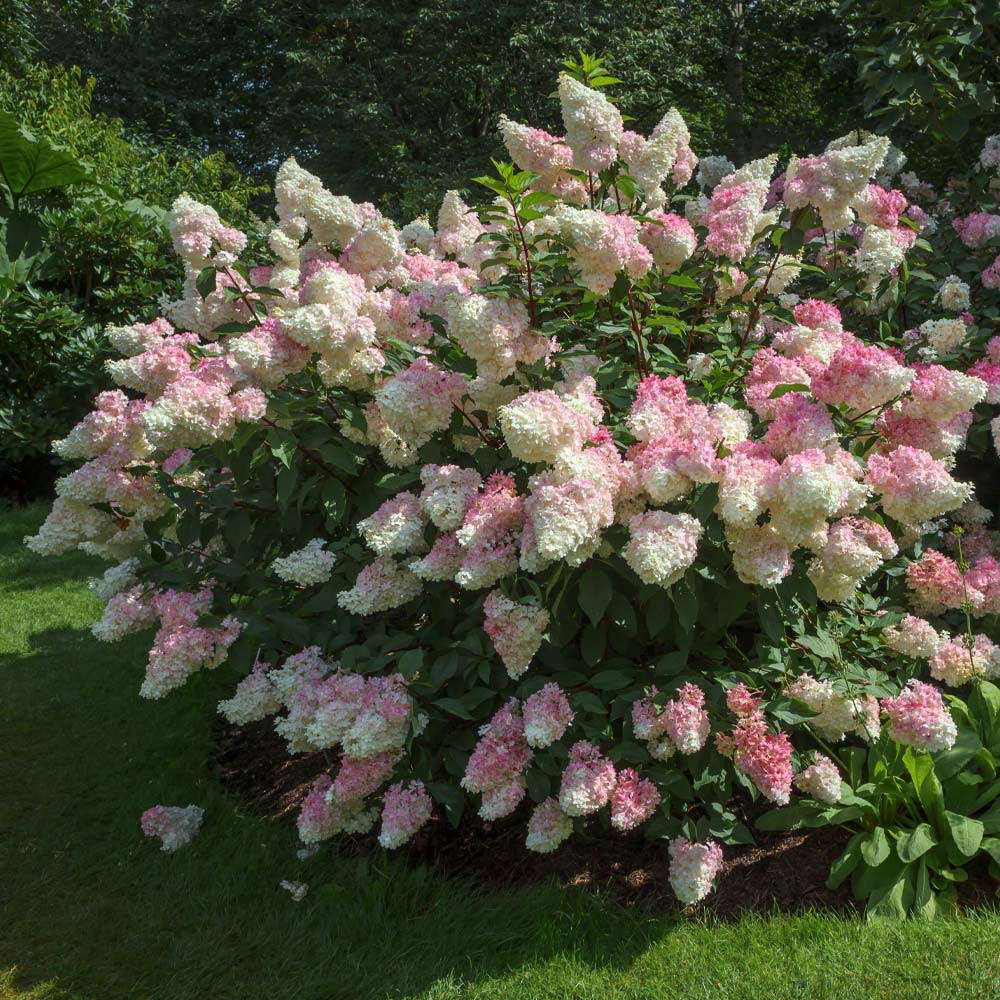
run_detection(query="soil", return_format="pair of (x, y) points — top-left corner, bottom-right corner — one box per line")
(212, 716), (859, 918)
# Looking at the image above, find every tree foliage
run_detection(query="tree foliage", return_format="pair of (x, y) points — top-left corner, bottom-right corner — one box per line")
(849, 0), (1000, 178)
(35, 0), (862, 217)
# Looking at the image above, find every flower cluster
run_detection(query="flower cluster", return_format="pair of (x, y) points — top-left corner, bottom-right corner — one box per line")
(668, 837), (724, 906)
(140, 804), (205, 852)
(881, 680), (958, 753)
(271, 539), (337, 585)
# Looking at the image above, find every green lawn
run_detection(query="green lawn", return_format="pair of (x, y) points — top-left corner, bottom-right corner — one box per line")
(3, 503), (1000, 1000)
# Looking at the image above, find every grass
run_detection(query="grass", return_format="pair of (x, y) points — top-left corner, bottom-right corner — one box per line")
(3, 503), (1000, 1000)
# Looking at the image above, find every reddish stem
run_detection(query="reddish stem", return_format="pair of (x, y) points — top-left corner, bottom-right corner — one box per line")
(508, 196), (538, 327)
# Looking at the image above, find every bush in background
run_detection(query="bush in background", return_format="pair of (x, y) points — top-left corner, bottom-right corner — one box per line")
(0, 62), (264, 496)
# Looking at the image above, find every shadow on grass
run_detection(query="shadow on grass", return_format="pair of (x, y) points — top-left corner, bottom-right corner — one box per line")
(1, 585), (670, 1000)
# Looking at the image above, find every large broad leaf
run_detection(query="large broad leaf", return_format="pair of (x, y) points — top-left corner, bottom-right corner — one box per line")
(905, 749), (946, 828)
(896, 823), (938, 863)
(0, 208), (48, 282)
(860, 827), (891, 867)
(756, 802), (829, 831)
(0, 111), (92, 203)
(944, 811), (984, 859)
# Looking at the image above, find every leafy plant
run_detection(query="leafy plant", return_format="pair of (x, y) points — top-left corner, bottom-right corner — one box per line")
(760, 682), (1000, 917)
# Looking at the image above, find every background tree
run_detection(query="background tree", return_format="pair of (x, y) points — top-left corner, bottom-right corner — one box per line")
(848, 0), (1000, 178)
(33, 0), (862, 216)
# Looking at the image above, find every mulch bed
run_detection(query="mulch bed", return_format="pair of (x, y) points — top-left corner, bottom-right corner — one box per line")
(212, 716), (858, 917)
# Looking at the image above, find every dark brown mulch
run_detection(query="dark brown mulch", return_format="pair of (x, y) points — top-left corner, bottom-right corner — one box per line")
(212, 716), (858, 918)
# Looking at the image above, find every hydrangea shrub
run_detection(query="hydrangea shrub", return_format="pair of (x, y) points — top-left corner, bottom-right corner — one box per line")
(29, 55), (1000, 912)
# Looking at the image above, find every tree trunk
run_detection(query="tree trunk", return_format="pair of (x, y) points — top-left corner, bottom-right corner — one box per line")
(725, 0), (746, 161)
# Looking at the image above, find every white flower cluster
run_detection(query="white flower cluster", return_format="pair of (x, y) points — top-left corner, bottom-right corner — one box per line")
(357, 493), (428, 556)
(558, 73), (623, 173)
(920, 317), (967, 357)
(624, 511), (703, 588)
(337, 555), (423, 616)
(696, 155), (735, 190)
(937, 274), (971, 312)
(794, 754), (842, 804)
(271, 538), (336, 585)
(217, 660), (284, 725)
(275, 156), (363, 249)
(620, 108), (694, 206)
(785, 674), (878, 742)
(88, 558), (141, 603)
(141, 804), (205, 852)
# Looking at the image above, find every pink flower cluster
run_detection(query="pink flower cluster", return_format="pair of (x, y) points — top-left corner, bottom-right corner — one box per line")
(610, 769), (661, 831)
(668, 836), (724, 905)
(881, 681), (957, 752)
(558, 741), (618, 816)
(91, 583), (240, 701)
(704, 156), (776, 261)
(632, 684), (711, 756)
(717, 684), (793, 805)
(952, 212), (1000, 249)
(140, 804), (204, 852)
(461, 700), (532, 820)
(906, 548), (1000, 618)
(483, 591), (550, 678)
(552, 206), (652, 294)
(794, 754), (842, 804)
(378, 781), (433, 849)
(522, 683), (574, 748)
(141, 587), (242, 699)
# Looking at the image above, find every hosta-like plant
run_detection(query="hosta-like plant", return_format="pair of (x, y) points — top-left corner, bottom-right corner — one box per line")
(760, 680), (1000, 917)
(27, 55), (1000, 911)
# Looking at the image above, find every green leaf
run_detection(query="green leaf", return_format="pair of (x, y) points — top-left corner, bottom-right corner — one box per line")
(777, 227), (805, 255)
(606, 593), (637, 635)
(268, 428), (297, 468)
(797, 632), (839, 660)
(0, 111), (92, 202)
(433, 698), (474, 720)
(578, 568), (613, 626)
(944, 811), (984, 858)
(969, 681), (1000, 740)
(767, 695), (819, 725)
(666, 273), (700, 290)
(1, 207), (46, 281)
(520, 191), (557, 209)
(933, 725), (981, 780)
(196, 266), (217, 299)
(756, 802), (827, 831)
(767, 382), (811, 400)
(672, 584), (698, 633)
(589, 668), (635, 691)
(978, 837), (1000, 865)
(644, 591), (672, 639)
(395, 648), (424, 679)
(905, 749), (946, 826)
(525, 769), (551, 802)
(580, 622), (606, 667)
(865, 859), (910, 920)
(827, 832), (864, 889)
(426, 782), (465, 827)
(896, 823), (938, 862)
(213, 321), (258, 334)
(939, 111), (969, 142)
(908, 856), (935, 916)
(861, 827), (891, 867)
(321, 479), (346, 525)
(571, 690), (608, 716)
